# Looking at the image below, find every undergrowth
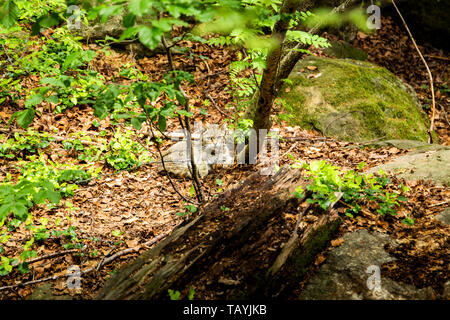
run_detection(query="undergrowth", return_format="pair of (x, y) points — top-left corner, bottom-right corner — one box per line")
(291, 158), (414, 225)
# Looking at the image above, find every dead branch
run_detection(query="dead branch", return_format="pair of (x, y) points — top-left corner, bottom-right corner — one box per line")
(0, 232), (169, 291)
(425, 55), (450, 62)
(392, 0), (436, 143)
(11, 249), (79, 268)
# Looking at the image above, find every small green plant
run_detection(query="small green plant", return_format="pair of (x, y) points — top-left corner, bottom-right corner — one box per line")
(167, 287), (195, 300)
(168, 289), (181, 300)
(112, 230), (124, 237)
(105, 128), (153, 171)
(176, 204), (198, 218)
(0, 130), (52, 159)
(17, 155), (94, 197)
(292, 160), (410, 223)
(0, 179), (60, 222)
(26, 70), (105, 114)
(215, 178), (224, 193)
(187, 287), (195, 300)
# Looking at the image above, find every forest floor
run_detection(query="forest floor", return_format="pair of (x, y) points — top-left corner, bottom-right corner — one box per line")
(0, 16), (448, 299)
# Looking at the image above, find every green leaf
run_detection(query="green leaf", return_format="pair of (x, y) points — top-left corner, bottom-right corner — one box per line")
(46, 190), (61, 204)
(94, 105), (108, 120)
(152, 19), (174, 32)
(99, 5), (123, 23)
(0, 0), (18, 28)
(119, 26), (139, 41)
(131, 117), (143, 130)
(187, 287), (195, 300)
(358, 162), (366, 170)
(138, 26), (161, 50)
(168, 289), (181, 300)
(129, 0), (152, 17)
(61, 52), (81, 71)
(157, 115), (166, 132)
(18, 262), (30, 274)
(0, 204), (12, 220)
(16, 109), (36, 128)
(33, 189), (47, 204)
(25, 94), (44, 108)
(40, 13), (59, 27)
(12, 203), (28, 220)
(175, 92), (186, 106)
(122, 13), (136, 28)
(402, 217), (415, 226)
(45, 95), (59, 104)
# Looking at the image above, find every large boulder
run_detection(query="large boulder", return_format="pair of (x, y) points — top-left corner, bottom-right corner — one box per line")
(279, 56), (429, 142)
(299, 230), (436, 300)
(368, 145), (450, 186)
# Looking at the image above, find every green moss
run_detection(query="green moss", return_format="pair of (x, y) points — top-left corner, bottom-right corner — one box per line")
(323, 41), (368, 61)
(280, 57), (429, 142)
(290, 217), (342, 278)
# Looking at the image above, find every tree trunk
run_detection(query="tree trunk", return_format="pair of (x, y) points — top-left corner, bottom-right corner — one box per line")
(250, 0), (303, 133)
(249, 0), (404, 133)
(96, 166), (342, 300)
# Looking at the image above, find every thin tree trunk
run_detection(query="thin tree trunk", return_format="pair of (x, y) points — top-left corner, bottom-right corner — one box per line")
(251, 0), (303, 133)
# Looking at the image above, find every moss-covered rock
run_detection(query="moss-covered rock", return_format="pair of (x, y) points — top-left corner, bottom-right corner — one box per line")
(279, 56), (429, 142)
(323, 41), (368, 61)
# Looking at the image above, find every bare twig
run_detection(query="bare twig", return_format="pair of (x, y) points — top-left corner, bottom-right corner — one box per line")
(428, 200), (450, 208)
(11, 249), (79, 268)
(392, 0), (436, 143)
(206, 92), (231, 118)
(148, 121), (198, 205)
(425, 55), (450, 62)
(161, 34), (204, 203)
(282, 136), (330, 141)
(281, 141), (299, 158)
(292, 204), (311, 236)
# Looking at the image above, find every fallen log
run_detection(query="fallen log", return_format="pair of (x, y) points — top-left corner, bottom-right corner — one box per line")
(97, 166), (342, 299)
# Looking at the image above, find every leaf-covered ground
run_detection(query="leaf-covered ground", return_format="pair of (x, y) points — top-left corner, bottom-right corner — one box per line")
(0, 16), (448, 299)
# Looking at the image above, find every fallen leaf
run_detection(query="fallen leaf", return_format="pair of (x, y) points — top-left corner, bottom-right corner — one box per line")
(331, 238), (344, 247)
(314, 254), (326, 265)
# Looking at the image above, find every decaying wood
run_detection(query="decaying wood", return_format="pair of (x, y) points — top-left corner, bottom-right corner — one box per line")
(97, 166), (342, 299)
